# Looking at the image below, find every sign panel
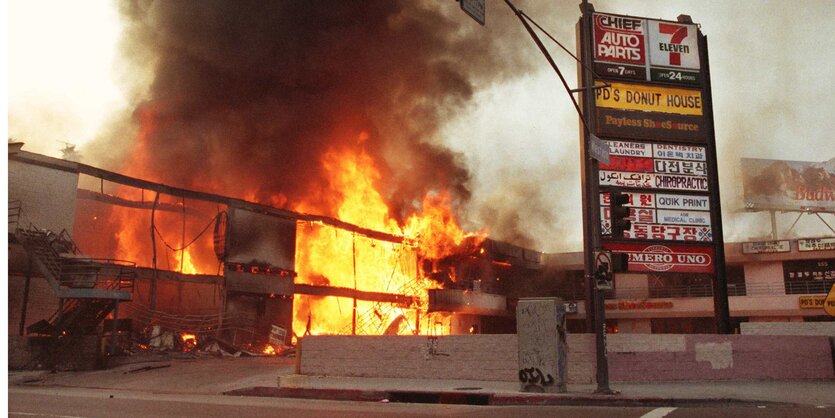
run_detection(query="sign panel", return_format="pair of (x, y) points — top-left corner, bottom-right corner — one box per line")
(826, 284), (835, 317)
(604, 242), (714, 273)
(601, 191), (709, 211)
(596, 108), (706, 142)
(459, 0), (485, 26)
(591, 13), (700, 85)
(594, 62), (647, 82)
(601, 198), (711, 240)
(798, 237), (835, 252)
(783, 258), (835, 281)
(655, 209), (711, 226)
(656, 193), (710, 210)
(602, 141), (707, 174)
(581, 8), (727, 327)
(600, 170), (709, 191)
(589, 134), (611, 164)
(654, 159), (707, 176)
(606, 140), (652, 158)
(799, 295), (826, 309)
(741, 240), (791, 254)
(649, 67), (700, 84)
(652, 143), (706, 161)
(594, 81), (703, 116)
(593, 13), (646, 65)
(605, 300), (674, 310)
(647, 20), (700, 70)
(601, 221), (712, 241)
(741, 158), (835, 212)
(599, 156), (653, 172)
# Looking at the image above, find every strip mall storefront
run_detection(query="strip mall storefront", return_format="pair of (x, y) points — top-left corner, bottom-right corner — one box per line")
(550, 238), (835, 334)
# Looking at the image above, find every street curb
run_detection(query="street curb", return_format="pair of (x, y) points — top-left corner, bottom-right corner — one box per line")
(223, 386), (795, 407)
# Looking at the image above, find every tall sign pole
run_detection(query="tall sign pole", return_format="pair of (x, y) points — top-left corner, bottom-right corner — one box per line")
(699, 30), (731, 333)
(577, 0), (729, 374)
(577, 0), (614, 393)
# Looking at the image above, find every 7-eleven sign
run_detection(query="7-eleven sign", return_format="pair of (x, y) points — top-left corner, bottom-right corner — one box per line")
(648, 21), (700, 70)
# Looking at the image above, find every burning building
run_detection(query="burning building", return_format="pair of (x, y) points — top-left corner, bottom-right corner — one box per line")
(8, 142), (554, 368)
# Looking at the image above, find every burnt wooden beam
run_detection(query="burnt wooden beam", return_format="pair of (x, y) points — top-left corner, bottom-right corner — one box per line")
(294, 284), (419, 307)
(11, 151), (404, 244)
(76, 189), (199, 214)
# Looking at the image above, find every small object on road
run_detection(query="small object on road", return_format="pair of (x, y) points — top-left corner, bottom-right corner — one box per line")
(125, 364), (172, 374)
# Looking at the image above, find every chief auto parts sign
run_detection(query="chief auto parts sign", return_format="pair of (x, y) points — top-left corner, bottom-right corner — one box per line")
(604, 242), (714, 273)
(594, 13), (645, 65)
(592, 13), (701, 84)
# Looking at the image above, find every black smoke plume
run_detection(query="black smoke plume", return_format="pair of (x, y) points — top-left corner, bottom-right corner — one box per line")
(104, 0), (538, 226)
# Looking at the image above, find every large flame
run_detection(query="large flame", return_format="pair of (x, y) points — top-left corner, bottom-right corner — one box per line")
(76, 113), (478, 339)
(291, 134), (477, 337)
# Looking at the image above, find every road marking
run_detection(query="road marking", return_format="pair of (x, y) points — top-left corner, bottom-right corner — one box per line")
(10, 412), (90, 418)
(640, 407), (677, 418)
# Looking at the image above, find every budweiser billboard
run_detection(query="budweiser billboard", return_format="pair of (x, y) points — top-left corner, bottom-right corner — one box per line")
(741, 158), (835, 212)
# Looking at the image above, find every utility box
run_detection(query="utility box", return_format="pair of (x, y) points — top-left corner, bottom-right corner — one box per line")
(516, 297), (567, 393)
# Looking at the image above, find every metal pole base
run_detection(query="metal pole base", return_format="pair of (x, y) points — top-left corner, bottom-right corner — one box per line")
(594, 387), (620, 395)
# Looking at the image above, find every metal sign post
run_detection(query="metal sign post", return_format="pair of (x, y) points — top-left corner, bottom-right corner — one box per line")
(460, 0), (485, 26)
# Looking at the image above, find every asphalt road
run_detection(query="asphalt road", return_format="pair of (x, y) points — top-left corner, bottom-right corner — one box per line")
(9, 386), (832, 418)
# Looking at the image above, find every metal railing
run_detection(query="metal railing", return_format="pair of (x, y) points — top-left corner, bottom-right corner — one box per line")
(59, 258), (137, 291)
(8, 200), (22, 231)
(784, 280), (835, 295)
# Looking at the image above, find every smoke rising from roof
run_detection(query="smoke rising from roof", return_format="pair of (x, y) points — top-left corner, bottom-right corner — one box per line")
(88, 0), (545, 237)
(38, 0), (834, 252)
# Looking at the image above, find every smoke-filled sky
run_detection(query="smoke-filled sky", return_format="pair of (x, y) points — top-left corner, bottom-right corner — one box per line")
(7, 0), (835, 252)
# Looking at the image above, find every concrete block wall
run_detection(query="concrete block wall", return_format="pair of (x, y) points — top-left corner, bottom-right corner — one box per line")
(299, 333), (834, 383)
(9, 159), (79, 234)
(300, 335), (519, 381)
(740, 321), (835, 336)
(607, 334), (833, 381)
(8, 273), (60, 336)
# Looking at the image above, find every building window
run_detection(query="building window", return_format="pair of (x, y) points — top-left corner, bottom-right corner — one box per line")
(783, 258), (835, 294)
(648, 273), (713, 298)
(726, 265), (746, 296)
(651, 317), (715, 334)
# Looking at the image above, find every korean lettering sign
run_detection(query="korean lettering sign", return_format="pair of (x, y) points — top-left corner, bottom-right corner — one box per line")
(600, 192), (712, 241)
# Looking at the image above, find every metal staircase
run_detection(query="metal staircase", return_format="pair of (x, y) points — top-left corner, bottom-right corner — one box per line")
(12, 219), (136, 368)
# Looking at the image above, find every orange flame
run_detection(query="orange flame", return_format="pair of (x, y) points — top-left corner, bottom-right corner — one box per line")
(80, 111), (479, 340)
(291, 134), (481, 337)
(180, 332), (197, 351)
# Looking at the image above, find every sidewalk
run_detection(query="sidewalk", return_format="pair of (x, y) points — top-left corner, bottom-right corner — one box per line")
(9, 355), (835, 407)
(268, 374), (835, 407)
